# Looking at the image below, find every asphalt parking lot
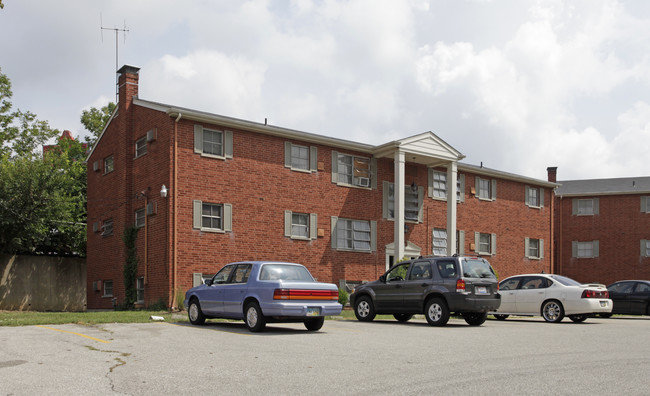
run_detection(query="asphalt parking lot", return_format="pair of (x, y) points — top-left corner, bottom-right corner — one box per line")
(1, 315), (649, 395)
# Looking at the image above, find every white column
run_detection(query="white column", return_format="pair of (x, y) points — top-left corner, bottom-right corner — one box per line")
(394, 150), (405, 261)
(447, 161), (458, 255)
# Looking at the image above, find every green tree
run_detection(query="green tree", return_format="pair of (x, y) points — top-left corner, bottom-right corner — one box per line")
(81, 102), (115, 149)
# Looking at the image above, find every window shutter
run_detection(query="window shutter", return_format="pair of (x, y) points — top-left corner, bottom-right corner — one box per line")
(458, 230), (465, 255)
(540, 239), (544, 259)
(284, 142), (292, 168)
(525, 186), (531, 206)
(370, 220), (377, 251)
(539, 188), (544, 207)
(284, 210), (292, 237)
(194, 125), (203, 153)
(458, 174), (465, 203)
(641, 240), (648, 257)
(310, 213), (318, 239)
(491, 180), (497, 201)
(193, 273), (203, 287)
(331, 151), (339, 183)
(593, 198), (599, 215)
(475, 177), (480, 198)
(330, 216), (338, 248)
(491, 233), (497, 255)
(642, 197), (648, 213)
(474, 232), (479, 253)
(593, 240), (599, 257)
(525, 237), (530, 258)
(193, 200), (202, 229)
(572, 241), (578, 258)
(572, 199), (578, 215)
(417, 186), (424, 222)
(310, 146), (318, 172)
(428, 168), (434, 198)
(382, 181), (390, 219)
(223, 203), (232, 231)
(224, 130), (233, 158)
(370, 157), (377, 189)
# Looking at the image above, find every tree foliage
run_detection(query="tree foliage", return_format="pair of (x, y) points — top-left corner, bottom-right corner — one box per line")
(81, 102), (115, 149)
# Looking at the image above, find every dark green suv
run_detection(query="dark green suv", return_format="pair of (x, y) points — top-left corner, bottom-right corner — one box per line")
(349, 256), (501, 326)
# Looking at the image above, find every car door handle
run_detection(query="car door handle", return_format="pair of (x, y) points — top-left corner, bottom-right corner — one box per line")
(421, 283), (428, 287)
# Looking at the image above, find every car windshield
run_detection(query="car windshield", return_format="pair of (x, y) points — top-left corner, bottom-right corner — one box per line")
(547, 274), (581, 286)
(461, 258), (496, 279)
(259, 264), (314, 281)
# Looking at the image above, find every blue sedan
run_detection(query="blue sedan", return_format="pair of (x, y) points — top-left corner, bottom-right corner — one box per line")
(184, 261), (342, 332)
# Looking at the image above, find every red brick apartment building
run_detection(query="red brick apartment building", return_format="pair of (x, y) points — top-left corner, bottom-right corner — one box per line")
(86, 65), (557, 309)
(552, 169), (650, 285)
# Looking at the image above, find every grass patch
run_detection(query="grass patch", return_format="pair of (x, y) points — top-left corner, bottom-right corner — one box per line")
(0, 311), (177, 327)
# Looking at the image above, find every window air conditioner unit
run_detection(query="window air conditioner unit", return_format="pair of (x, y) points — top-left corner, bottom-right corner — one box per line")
(93, 280), (102, 292)
(357, 177), (370, 187)
(92, 222), (99, 233)
(93, 161), (99, 172)
(147, 202), (156, 215)
(146, 128), (157, 142)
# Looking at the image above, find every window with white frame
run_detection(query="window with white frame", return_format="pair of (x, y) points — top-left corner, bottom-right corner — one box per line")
(284, 211), (317, 240)
(332, 152), (374, 188)
(194, 125), (233, 159)
(429, 170), (465, 202)
(104, 156), (114, 174)
(135, 137), (147, 158)
(572, 241), (599, 258)
(432, 171), (447, 199)
(573, 198), (598, 215)
(474, 232), (496, 255)
(136, 277), (144, 303)
(103, 280), (113, 297)
(383, 182), (423, 222)
(331, 217), (376, 252)
(284, 142), (317, 172)
(525, 237), (544, 259)
(642, 240), (650, 257)
(433, 228), (447, 256)
(526, 186), (544, 208)
(193, 200), (233, 232)
(476, 177), (496, 201)
(641, 197), (650, 213)
(101, 219), (113, 236)
(135, 208), (145, 228)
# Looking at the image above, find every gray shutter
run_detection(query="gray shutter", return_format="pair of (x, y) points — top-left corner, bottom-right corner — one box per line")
(491, 179), (497, 201)
(572, 241), (578, 257)
(223, 203), (232, 231)
(428, 168), (434, 198)
(525, 186), (531, 207)
(474, 232), (479, 253)
(224, 130), (233, 158)
(310, 146), (318, 172)
(417, 186), (424, 222)
(193, 273), (203, 287)
(330, 216), (338, 248)
(194, 125), (203, 153)
(310, 213), (318, 240)
(540, 239), (544, 259)
(458, 173), (465, 203)
(475, 177), (480, 198)
(572, 199), (578, 215)
(331, 151), (338, 183)
(642, 197), (648, 213)
(193, 200), (202, 229)
(593, 198), (599, 215)
(593, 240), (599, 257)
(525, 237), (530, 258)
(641, 240), (648, 257)
(458, 230), (465, 255)
(382, 181), (390, 219)
(370, 220), (377, 251)
(491, 233), (497, 255)
(284, 142), (292, 168)
(370, 157), (377, 189)
(284, 210), (292, 237)
(539, 188), (544, 207)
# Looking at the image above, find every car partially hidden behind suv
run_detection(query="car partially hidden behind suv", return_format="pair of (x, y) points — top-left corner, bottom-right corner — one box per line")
(349, 256), (500, 326)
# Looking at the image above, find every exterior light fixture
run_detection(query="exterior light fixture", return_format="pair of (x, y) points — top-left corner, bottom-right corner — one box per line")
(160, 184), (168, 198)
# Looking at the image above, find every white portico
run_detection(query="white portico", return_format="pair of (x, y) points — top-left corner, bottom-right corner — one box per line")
(373, 132), (465, 267)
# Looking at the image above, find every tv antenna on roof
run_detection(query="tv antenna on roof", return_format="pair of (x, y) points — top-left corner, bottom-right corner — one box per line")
(100, 13), (129, 102)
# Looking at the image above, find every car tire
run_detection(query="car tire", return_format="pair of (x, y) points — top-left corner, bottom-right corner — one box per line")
(568, 314), (588, 323)
(188, 299), (206, 325)
(493, 314), (509, 321)
(393, 314), (413, 322)
(304, 317), (325, 331)
(244, 302), (266, 332)
(354, 296), (376, 322)
(464, 312), (487, 326)
(541, 300), (565, 323)
(599, 313), (613, 318)
(424, 298), (450, 326)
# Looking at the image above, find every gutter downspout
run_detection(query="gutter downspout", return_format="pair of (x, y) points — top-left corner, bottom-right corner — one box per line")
(171, 112), (181, 309)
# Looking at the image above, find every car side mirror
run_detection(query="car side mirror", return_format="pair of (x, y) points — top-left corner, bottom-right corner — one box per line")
(204, 279), (212, 286)
(379, 275), (386, 283)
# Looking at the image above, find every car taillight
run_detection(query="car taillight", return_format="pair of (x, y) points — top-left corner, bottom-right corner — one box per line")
(273, 289), (339, 300)
(456, 279), (466, 292)
(582, 289), (609, 298)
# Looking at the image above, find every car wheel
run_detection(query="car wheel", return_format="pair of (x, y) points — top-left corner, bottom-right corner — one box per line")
(541, 300), (565, 323)
(188, 299), (206, 325)
(424, 298), (450, 326)
(393, 314), (413, 322)
(647, 304), (650, 317)
(568, 314), (588, 323)
(493, 314), (509, 321)
(244, 302), (266, 332)
(599, 313), (613, 318)
(304, 317), (325, 331)
(464, 312), (488, 326)
(354, 296), (376, 322)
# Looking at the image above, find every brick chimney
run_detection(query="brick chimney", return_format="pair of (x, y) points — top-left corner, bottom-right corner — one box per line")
(117, 65), (140, 111)
(547, 166), (557, 183)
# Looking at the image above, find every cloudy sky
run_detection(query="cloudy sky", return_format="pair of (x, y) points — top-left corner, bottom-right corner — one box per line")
(1, 0), (649, 181)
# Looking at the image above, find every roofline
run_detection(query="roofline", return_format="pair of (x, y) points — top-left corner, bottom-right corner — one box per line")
(84, 106), (119, 162)
(555, 190), (650, 197)
(458, 163), (559, 188)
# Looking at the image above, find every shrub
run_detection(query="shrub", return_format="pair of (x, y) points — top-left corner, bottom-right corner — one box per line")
(338, 288), (349, 306)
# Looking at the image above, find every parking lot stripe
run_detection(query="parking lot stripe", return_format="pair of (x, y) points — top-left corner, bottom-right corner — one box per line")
(36, 325), (111, 343)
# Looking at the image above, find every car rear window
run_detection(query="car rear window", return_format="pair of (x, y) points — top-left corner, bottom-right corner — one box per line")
(259, 264), (314, 281)
(461, 258), (496, 279)
(548, 274), (580, 286)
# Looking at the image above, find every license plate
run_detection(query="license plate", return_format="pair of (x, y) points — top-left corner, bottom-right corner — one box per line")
(306, 307), (321, 316)
(476, 286), (488, 295)
(600, 301), (608, 307)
